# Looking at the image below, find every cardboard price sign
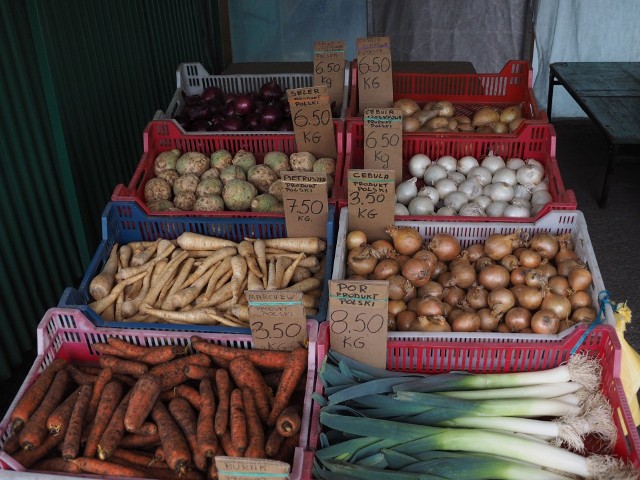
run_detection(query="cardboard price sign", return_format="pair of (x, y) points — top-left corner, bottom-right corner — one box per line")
(313, 40), (345, 112)
(328, 280), (388, 369)
(364, 107), (403, 183)
(347, 169), (395, 242)
(356, 36), (393, 114)
(286, 86), (337, 159)
(216, 456), (290, 480)
(246, 291), (307, 351)
(282, 171), (328, 240)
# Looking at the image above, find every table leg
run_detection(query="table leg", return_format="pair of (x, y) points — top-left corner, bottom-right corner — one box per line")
(547, 70), (556, 118)
(599, 143), (618, 208)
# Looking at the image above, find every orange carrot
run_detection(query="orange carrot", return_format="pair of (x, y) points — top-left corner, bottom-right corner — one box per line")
(214, 369), (231, 437)
(241, 388), (265, 458)
(13, 427), (65, 468)
(275, 404), (302, 438)
(93, 343), (128, 357)
(154, 445), (166, 462)
(149, 353), (211, 390)
(262, 371), (306, 394)
(273, 432), (299, 463)
(124, 374), (162, 433)
(72, 457), (148, 477)
(191, 340), (290, 370)
(197, 378), (218, 458)
(265, 428), (285, 458)
(184, 364), (216, 381)
(2, 431), (20, 455)
(138, 421), (158, 437)
(19, 369), (70, 450)
(175, 384), (202, 411)
(85, 367), (112, 422)
(230, 388), (247, 453)
(119, 432), (161, 449)
(138, 345), (181, 365)
(46, 387), (80, 436)
(208, 459), (219, 480)
(169, 397), (207, 471)
(97, 392), (131, 460)
(65, 363), (98, 385)
(152, 401), (192, 475)
(99, 355), (148, 376)
(10, 358), (67, 432)
(267, 348), (307, 426)
(111, 448), (164, 469)
(61, 383), (93, 459)
(228, 357), (272, 424)
(111, 373), (137, 388)
(219, 430), (242, 457)
(84, 381), (124, 457)
(32, 457), (83, 473)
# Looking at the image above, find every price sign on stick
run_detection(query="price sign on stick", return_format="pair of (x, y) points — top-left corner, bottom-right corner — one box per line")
(282, 171), (328, 240)
(216, 456), (290, 480)
(328, 280), (388, 369)
(314, 40), (345, 112)
(347, 169), (395, 242)
(246, 291), (307, 351)
(356, 36), (393, 114)
(364, 107), (403, 183)
(287, 86), (337, 159)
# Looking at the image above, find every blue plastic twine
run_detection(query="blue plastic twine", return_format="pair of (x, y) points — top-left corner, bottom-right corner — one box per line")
(570, 290), (611, 355)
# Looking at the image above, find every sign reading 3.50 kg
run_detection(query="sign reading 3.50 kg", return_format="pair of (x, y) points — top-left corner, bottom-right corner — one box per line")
(347, 169), (395, 242)
(286, 86), (337, 159)
(328, 280), (388, 368)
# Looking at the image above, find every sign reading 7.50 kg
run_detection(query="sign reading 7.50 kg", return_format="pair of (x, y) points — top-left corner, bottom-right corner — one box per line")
(286, 86), (337, 159)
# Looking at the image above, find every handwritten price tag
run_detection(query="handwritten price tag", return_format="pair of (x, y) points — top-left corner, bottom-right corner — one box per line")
(364, 107), (403, 184)
(282, 171), (328, 240)
(216, 456), (290, 480)
(246, 291), (307, 352)
(314, 40), (345, 112)
(286, 86), (337, 159)
(356, 36), (393, 114)
(347, 169), (395, 242)
(328, 280), (388, 369)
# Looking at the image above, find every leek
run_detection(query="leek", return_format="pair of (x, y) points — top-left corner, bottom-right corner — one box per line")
(435, 381), (583, 400)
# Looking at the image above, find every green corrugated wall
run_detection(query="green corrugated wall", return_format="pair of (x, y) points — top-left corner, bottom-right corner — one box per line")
(0, 0), (221, 381)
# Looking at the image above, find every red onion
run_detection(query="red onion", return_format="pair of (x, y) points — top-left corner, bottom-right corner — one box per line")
(202, 86), (224, 102)
(184, 94), (202, 106)
(259, 79), (284, 102)
(244, 112), (263, 130)
(262, 104), (283, 127)
(222, 116), (244, 131)
(235, 94), (255, 116)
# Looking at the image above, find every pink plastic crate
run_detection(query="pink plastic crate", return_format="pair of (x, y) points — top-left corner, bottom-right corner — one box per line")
(307, 321), (640, 477)
(0, 308), (318, 479)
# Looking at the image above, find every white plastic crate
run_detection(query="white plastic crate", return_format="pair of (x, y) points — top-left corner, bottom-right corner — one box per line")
(332, 208), (613, 341)
(157, 62), (350, 133)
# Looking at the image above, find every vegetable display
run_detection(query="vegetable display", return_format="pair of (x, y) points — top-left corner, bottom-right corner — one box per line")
(87, 232), (326, 326)
(146, 148), (335, 213)
(345, 227), (596, 334)
(396, 152), (550, 217)
(312, 350), (635, 480)
(1, 337), (309, 478)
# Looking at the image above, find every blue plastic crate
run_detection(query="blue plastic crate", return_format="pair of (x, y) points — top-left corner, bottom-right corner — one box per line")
(59, 202), (336, 333)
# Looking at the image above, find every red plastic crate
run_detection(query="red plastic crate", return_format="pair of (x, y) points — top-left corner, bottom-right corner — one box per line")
(112, 120), (345, 218)
(304, 322), (640, 478)
(0, 309), (318, 479)
(337, 122), (577, 223)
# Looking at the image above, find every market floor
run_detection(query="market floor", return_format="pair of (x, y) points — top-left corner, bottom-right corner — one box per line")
(1, 118), (639, 421)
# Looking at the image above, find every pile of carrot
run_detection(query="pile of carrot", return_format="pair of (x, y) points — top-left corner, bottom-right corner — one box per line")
(88, 232), (327, 326)
(1, 335), (309, 479)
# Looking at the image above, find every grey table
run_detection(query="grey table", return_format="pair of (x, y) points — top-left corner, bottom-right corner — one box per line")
(547, 62), (640, 207)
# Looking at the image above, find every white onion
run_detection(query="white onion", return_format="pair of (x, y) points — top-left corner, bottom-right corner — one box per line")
(531, 178), (549, 193)
(531, 190), (552, 205)
(417, 186), (439, 204)
(530, 203), (546, 216)
(475, 195), (492, 209)
(395, 177), (418, 205)
(506, 157), (525, 170)
(458, 179), (483, 200)
(444, 191), (469, 212)
(436, 155), (457, 172)
(395, 203), (410, 215)
(513, 184), (532, 201)
(437, 206), (456, 216)
(457, 156), (479, 175)
(408, 196), (435, 216)
(486, 201), (508, 217)
(525, 158), (544, 170)
(447, 171), (466, 185)
(424, 164), (448, 186)
(516, 164), (544, 186)
(459, 202), (486, 217)
(510, 197), (531, 208)
(492, 167), (517, 186)
(435, 178), (457, 198)
(408, 154), (432, 178)
(482, 184), (493, 196)
(467, 166), (492, 186)
(487, 182), (514, 202)
(503, 204), (531, 217)
(481, 153), (506, 173)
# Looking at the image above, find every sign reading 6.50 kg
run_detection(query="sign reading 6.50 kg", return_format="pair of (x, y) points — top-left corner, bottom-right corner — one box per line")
(356, 37), (393, 113)
(364, 108), (403, 183)
(286, 86), (337, 159)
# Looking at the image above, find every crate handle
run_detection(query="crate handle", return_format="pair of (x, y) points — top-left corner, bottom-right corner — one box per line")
(570, 290), (611, 355)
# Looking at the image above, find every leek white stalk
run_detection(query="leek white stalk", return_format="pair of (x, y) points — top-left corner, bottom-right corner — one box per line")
(436, 381), (583, 400)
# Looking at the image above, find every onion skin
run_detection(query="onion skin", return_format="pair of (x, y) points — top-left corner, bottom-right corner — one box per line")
(451, 312), (480, 332)
(466, 286), (488, 310)
(396, 310), (417, 331)
(428, 233), (461, 262)
(568, 267), (592, 291)
(530, 233), (559, 260)
(346, 230), (367, 251)
(402, 257), (433, 287)
(388, 275), (414, 300)
(478, 308), (500, 331)
(571, 307), (597, 323)
(386, 226), (423, 256)
(488, 287), (515, 316)
(475, 256), (495, 272)
(569, 290), (592, 310)
(548, 276), (572, 297)
(484, 234), (515, 260)
(450, 262), (476, 289)
(373, 258), (400, 280)
(500, 254), (520, 272)
(510, 266), (529, 285)
(432, 260), (448, 278)
(515, 286), (544, 310)
(531, 309), (560, 334)
(541, 293), (572, 320)
(370, 239), (396, 259)
(442, 286), (466, 307)
(465, 244), (485, 262)
(347, 247), (378, 276)
(505, 307), (532, 332)
(388, 300), (407, 318)
(557, 259), (583, 278)
(478, 264), (511, 290)
(411, 315), (451, 332)
(418, 281), (444, 299)
(415, 297), (444, 317)
(518, 249), (542, 269)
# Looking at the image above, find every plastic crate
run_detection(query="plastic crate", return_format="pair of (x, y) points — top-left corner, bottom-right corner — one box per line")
(338, 122), (577, 223)
(59, 201), (336, 333)
(332, 207), (613, 340)
(305, 321), (640, 478)
(112, 120), (345, 217)
(0, 308), (319, 479)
